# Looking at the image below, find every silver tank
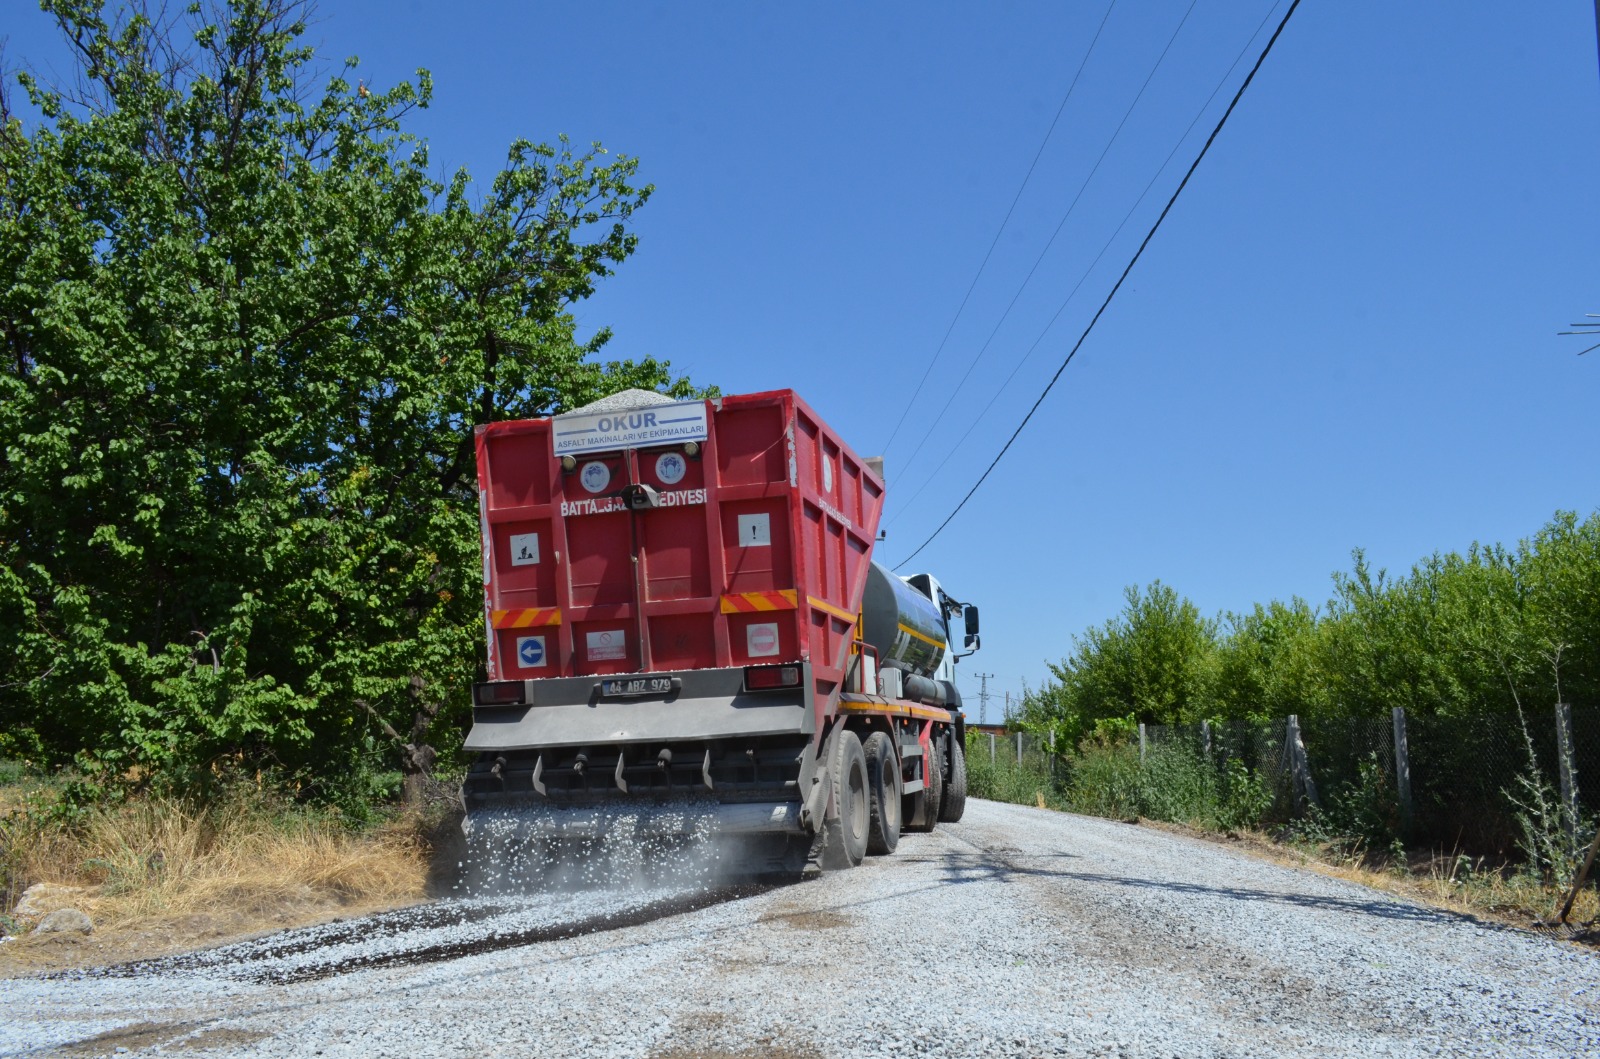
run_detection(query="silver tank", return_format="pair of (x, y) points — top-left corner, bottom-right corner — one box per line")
(861, 561), (947, 679)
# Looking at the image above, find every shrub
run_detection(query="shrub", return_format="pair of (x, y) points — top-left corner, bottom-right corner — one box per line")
(1135, 743), (1219, 826)
(1217, 757), (1273, 831)
(1064, 739), (1142, 819)
(1328, 752), (1400, 850)
(966, 737), (1061, 808)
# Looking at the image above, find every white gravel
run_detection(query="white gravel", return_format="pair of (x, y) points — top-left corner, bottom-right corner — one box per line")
(3, 799), (1596, 1058)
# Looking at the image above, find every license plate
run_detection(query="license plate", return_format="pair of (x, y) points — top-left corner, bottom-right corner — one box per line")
(601, 677), (674, 697)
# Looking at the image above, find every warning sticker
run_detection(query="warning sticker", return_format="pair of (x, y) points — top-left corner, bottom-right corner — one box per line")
(508, 532), (540, 567)
(515, 635), (547, 668)
(738, 513), (771, 547)
(586, 629), (627, 661)
(747, 622), (780, 657)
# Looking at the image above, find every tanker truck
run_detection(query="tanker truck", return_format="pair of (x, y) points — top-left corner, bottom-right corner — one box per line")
(461, 387), (980, 876)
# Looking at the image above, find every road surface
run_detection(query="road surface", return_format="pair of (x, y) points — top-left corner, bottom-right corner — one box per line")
(3, 799), (1595, 1057)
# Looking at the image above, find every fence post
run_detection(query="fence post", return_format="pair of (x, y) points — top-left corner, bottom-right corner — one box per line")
(1556, 702), (1579, 842)
(988, 732), (995, 765)
(1286, 714), (1320, 813)
(1391, 706), (1413, 840)
(1201, 720), (1212, 760)
(1138, 723), (1147, 765)
(1016, 731), (1023, 766)
(1049, 728), (1056, 780)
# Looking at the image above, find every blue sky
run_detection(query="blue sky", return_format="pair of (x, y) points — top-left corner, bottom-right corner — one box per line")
(8, 1), (1598, 719)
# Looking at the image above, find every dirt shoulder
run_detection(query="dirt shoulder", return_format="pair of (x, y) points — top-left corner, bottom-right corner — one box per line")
(1131, 816), (1599, 948)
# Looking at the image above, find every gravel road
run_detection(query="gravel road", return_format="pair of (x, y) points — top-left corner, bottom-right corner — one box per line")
(3, 798), (1596, 1058)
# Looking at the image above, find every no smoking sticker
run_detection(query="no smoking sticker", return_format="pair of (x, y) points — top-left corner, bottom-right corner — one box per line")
(587, 629), (627, 660)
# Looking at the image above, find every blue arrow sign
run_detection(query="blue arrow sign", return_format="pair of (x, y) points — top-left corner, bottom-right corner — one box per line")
(516, 636), (545, 667)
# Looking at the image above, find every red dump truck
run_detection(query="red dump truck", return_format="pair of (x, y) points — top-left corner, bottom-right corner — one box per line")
(463, 388), (980, 875)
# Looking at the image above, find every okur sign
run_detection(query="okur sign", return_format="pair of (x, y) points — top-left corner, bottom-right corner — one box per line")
(552, 401), (708, 456)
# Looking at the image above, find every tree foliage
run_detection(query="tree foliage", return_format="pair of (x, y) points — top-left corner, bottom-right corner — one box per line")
(0, 0), (707, 803)
(1023, 511), (1600, 742)
(1022, 581), (1219, 745)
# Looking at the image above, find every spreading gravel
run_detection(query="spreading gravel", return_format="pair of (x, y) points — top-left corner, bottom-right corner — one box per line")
(3, 799), (1596, 1057)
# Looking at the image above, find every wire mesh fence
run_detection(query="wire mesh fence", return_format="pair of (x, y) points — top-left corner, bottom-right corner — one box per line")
(971, 730), (1056, 775)
(968, 705), (1598, 857)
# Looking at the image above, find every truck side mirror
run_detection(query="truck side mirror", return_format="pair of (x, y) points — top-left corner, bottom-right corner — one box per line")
(964, 605), (980, 648)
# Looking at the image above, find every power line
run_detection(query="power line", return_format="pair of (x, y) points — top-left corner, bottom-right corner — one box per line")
(1594, 0), (1600, 89)
(878, 0), (1119, 460)
(891, 0), (1199, 492)
(886, 1), (1283, 525)
(894, 0), (1303, 571)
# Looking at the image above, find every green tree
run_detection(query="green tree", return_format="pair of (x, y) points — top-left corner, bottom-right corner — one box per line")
(1025, 582), (1218, 745)
(1209, 597), (1329, 722)
(0, 0), (707, 805)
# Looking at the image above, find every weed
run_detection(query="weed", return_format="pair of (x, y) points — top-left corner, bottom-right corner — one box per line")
(1217, 758), (1273, 832)
(1332, 752), (1400, 850)
(960, 739), (1062, 812)
(1062, 739), (1140, 820)
(1135, 743), (1219, 826)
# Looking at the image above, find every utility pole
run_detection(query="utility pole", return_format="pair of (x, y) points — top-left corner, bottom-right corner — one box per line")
(975, 673), (995, 725)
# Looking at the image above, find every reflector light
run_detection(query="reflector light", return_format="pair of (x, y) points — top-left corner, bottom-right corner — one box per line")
(476, 680), (526, 706)
(745, 665), (802, 690)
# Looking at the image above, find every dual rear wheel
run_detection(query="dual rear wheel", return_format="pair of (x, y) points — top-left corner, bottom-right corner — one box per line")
(863, 731), (901, 855)
(824, 724), (966, 869)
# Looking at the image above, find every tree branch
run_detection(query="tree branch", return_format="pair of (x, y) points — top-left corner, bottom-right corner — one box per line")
(355, 696), (404, 746)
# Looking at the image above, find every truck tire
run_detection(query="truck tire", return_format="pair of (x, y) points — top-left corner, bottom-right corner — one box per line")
(822, 726), (869, 869)
(905, 732), (943, 833)
(938, 734), (968, 823)
(862, 731), (901, 855)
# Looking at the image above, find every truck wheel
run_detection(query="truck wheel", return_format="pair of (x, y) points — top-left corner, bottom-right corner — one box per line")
(862, 731), (901, 855)
(822, 726), (869, 869)
(905, 732), (943, 833)
(938, 734), (968, 823)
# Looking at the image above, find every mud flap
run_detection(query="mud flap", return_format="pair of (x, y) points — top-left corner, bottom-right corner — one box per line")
(807, 726), (857, 872)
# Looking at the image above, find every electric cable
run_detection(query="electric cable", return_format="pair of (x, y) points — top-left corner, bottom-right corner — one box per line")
(886, 1), (1282, 526)
(892, 0), (1198, 489)
(878, 0), (1119, 459)
(893, 0), (1303, 571)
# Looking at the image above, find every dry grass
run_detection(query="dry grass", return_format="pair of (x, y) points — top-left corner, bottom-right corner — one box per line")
(2, 787), (434, 951)
(1297, 842), (1600, 928)
(1140, 818), (1600, 937)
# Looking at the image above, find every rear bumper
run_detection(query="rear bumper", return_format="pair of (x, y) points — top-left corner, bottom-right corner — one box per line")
(465, 665), (813, 752)
(462, 665), (821, 818)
